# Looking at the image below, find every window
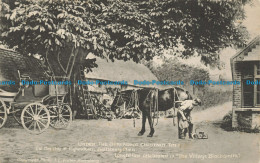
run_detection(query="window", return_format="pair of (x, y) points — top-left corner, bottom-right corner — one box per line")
(255, 63), (260, 106)
(257, 84), (260, 105)
(242, 80), (254, 107)
(242, 62), (260, 107)
(257, 64), (260, 76)
(242, 63), (254, 107)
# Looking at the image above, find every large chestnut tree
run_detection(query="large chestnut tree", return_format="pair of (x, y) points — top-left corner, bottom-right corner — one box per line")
(0, 0), (251, 108)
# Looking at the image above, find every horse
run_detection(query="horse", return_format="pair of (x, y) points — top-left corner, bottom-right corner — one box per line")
(137, 87), (193, 137)
(110, 87), (192, 137)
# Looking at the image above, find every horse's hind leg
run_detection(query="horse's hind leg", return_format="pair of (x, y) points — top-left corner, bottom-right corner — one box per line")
(147, 115), (155, 137)
(138, 113), (146, 136)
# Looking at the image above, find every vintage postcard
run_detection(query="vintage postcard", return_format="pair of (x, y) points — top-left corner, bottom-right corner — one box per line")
(0, 0), (259, 163)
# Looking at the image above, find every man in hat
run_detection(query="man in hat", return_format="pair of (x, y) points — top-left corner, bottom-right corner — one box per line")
(177, 98), (201, 139)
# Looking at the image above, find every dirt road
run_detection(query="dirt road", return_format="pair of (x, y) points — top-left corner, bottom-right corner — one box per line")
(0, 102), (259, 163)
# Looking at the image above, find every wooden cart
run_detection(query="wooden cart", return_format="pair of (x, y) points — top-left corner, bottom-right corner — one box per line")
(0, 75), (72, 134)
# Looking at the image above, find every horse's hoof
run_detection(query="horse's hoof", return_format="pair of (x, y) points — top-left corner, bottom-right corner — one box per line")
(147, 129), (154, 137)
(138, 132), (144, 136)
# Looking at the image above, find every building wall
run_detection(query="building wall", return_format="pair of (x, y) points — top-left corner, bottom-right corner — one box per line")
(232, 62), (260, 129)
(231, 36), (260, 129)
(232, 62), (242, 127)
(232, 62), (242, 108)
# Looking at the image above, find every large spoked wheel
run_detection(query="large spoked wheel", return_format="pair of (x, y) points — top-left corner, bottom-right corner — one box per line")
(21, 103), (50, 134)
(49, 104), (72, 129)
(0, 99), (7, 129)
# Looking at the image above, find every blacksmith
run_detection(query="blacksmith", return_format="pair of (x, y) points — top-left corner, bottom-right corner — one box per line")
(177, 98), (201, 139)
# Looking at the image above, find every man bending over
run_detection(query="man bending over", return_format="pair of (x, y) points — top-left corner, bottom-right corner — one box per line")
(178, 98), (201, 139)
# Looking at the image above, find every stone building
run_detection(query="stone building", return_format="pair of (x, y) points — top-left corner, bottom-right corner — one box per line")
(230, 36), (260, 129)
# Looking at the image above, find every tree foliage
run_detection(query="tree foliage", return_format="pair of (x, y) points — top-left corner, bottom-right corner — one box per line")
(146, 0), (250, 66)
(146, 58), (210, 86)
(0, 0), (251, 70)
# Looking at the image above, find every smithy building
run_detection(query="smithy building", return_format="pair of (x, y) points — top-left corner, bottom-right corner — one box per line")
(230, 36), (260, 129)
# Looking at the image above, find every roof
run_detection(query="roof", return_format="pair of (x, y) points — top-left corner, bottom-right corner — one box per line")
(231, 36), (260, 62)
(87, 85), (107, 93)
(85, 56), (162, 88)
(243, 45), (260, 61)
(0, 47), (48, 91)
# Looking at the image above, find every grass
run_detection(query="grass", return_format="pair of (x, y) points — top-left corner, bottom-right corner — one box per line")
(195, 88), (233, 110)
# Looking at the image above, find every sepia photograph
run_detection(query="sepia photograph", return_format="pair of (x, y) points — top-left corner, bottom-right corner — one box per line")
(0, 0), (259, 163)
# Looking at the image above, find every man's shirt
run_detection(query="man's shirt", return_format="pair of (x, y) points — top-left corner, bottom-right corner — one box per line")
(179, 100), (194, 112)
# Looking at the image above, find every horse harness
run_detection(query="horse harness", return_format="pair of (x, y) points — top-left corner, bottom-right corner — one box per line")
(114, 87), (184, 128)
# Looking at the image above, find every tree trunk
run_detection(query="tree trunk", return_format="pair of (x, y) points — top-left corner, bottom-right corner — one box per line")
(68, 47), (88, 119)
(70, 68), (80, 119)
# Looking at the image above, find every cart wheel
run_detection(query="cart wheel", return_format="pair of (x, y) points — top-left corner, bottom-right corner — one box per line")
(49, 104), (72, 129)
(21, 103), (50, 134)
(13, 109), (22, 125)
(0, 99), (7, 129)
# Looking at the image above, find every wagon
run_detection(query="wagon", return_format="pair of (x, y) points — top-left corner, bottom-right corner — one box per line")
(0, 74), (72, 134)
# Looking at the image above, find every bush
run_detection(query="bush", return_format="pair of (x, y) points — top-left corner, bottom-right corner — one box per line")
(221, 111), (233, 131)
(221, 111), (260, 133)
(195, 87), (232, 110)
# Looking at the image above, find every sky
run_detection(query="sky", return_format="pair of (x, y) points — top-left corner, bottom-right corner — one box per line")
(243, 0), (260, 37)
